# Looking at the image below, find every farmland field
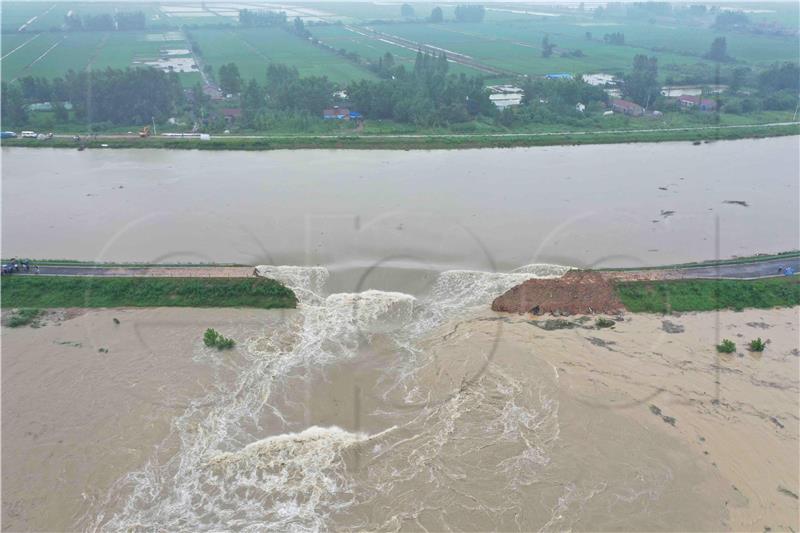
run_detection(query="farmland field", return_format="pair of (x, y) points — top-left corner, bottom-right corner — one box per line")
(1, 29), (199, 82)
(311, 24), (484, 76)
(1, 1), (798, 86)
(189, 27), (376, 83)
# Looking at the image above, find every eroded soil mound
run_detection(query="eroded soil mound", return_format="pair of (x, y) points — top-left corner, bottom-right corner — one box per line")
(491, 271), (623, 315)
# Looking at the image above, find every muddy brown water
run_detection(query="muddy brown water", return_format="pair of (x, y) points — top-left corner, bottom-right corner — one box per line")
(2, 138), (799, 531)
(2, 137), (798, 292)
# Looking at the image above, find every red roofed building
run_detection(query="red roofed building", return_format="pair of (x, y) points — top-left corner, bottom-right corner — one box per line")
(323, 106), (350, 120)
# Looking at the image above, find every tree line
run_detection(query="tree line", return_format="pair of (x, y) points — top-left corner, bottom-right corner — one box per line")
(238, 9), (287, 27)
(227, 52), (496, 129)
(2, 46), (797, 132)
(63, 11), (146, 32)
(2, 68), (183, 128)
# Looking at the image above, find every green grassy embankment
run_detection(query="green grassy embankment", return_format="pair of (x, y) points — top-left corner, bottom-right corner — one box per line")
(616, 276), (800, 313)
(1, 276), (297, 309)
(2, 123), (798, 151)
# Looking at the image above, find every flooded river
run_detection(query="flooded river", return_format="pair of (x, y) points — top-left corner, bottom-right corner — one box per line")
(2, 137), (799, 291)
(2, 138), (799, 531)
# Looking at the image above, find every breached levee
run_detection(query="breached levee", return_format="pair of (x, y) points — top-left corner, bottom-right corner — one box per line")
(254, 265), (329, 303)
(326, 290), (415, 334)
(491, 271), (624, 315)
(91, 263), (584, 532)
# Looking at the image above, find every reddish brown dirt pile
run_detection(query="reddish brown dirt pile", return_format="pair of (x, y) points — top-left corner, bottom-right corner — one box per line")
(491, 271), (624, 315)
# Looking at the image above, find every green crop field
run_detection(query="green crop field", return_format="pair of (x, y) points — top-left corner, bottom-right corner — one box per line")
(190, 27), (376, 83)
(1, 28), (199, 82)
(1, 1), (797, 102)
(310, 24), (484, 76)
(375, 21), (715, 76)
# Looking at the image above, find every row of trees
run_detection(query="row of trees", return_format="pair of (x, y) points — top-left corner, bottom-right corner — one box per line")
(238, 9), (287, 27)
(396, 4), (485, 23)
(603, 32), (625, 45)
(63, 11), (145, 32)
(232, 53), (496, 128)
(2, 68), (184, 127)
(347, 52), (495, 126)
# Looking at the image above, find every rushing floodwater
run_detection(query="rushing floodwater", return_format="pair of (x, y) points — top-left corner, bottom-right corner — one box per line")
(2, 138), (799, 531)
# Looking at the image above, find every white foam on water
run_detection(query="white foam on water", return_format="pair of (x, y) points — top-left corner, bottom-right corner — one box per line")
(254, 265), (329, 304)
(325, 290), (415, 334)
(93, 263), (571, 531)
(93, 268), (418, 531)
(201, 426), (369, 531)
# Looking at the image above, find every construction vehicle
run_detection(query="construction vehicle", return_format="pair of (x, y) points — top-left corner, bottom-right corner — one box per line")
(139, 125), (151, 138)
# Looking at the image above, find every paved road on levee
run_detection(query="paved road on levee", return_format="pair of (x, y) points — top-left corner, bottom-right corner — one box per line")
(609, 257), (800, 281)
(19, 265), (254, 277)
(10, 257), (800, 281)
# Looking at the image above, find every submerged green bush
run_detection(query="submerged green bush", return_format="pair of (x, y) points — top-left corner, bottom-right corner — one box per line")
(748, 337), (767, 352)
(204, 328), (235, 350)
(6, 308), (42, 328)
(595, 317), (616, 328)
(716, 339), (736, 353)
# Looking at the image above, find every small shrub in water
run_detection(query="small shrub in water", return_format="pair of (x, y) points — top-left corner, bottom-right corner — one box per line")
(716, 339), (736, 353)
(204, 328), (235, 350)
(595, 317), (615, 329)
(7, 308), (42, 328)
(748, 337), (766, 352)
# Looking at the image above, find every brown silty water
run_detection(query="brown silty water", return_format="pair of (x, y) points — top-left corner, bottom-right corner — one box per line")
(2, 138), (799, 531)
(4, 266), (798, 531)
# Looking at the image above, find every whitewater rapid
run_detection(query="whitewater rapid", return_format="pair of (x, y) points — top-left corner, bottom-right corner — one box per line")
(91, 264), (571, 532)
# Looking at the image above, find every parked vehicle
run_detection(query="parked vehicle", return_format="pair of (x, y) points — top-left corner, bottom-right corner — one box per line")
(0, 131), (17, 139)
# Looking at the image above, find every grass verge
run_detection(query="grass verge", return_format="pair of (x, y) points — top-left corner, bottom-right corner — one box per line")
(1, 276), (297, 309)
(2, 123), (798, 151)
(616, 276), (800, 313)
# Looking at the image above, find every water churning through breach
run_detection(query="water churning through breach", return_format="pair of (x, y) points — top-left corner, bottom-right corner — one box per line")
(90, 264), (571, 531)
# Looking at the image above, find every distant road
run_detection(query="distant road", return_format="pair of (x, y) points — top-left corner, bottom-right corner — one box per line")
(15, 265), (253, 278)
(8, 257), (799, 281)
(610, 257), (800, 282)
(665, 257), (800, 279)
(46, 121), (799, 142)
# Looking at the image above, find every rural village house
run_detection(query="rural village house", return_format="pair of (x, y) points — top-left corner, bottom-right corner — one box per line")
(676, 95), (718, 111)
